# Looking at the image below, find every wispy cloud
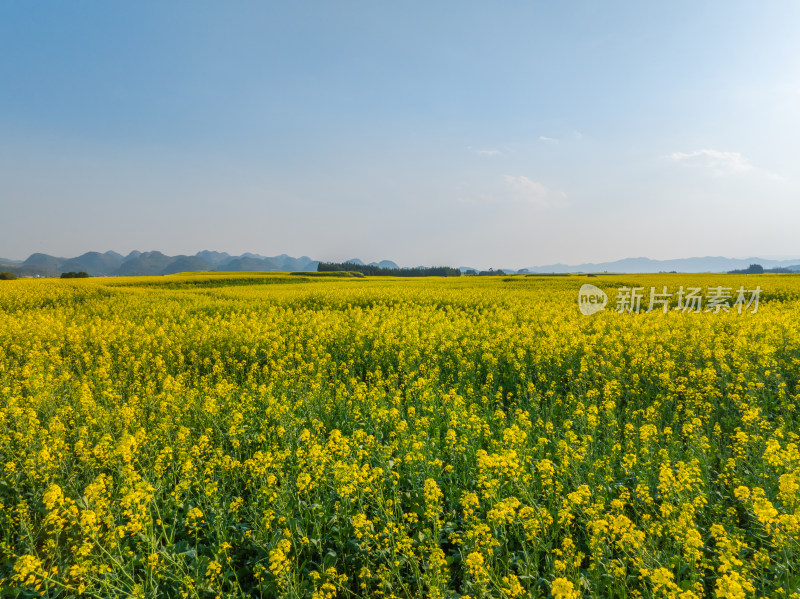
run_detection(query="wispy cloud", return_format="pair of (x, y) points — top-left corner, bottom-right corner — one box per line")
(669, 149), (753, 176)
(467, 146), (501, 156)
(669, 148), (783, 180)
(455, 175), (567, 208)
(504, 175), (567, 207)
(538, 136), (558, 143)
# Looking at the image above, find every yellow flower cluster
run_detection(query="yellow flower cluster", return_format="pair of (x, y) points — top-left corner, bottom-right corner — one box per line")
(1, 272), (799, 596)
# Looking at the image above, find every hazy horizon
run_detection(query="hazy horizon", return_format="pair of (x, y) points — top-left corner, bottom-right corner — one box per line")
(6, 248), (800, 274)
(2, 2), (799, 269)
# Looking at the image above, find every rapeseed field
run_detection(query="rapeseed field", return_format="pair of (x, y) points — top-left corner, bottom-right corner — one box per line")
(1, 273), (799, 598)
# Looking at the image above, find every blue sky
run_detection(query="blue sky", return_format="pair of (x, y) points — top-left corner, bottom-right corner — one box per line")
(2, 2), (799, 269)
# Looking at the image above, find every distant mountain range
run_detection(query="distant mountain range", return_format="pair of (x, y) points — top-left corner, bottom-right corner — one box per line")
(513, 256), (800, 274)
(457, 257), (800, 274)
(345, 258), (400, 269)
(2, 252), (800, 277)
(0, 252), (408, 278)
(1, 251), (320, 277)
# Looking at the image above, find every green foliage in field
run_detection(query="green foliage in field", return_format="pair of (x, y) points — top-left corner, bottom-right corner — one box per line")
(291, 271), (365, 278)
(318, 262), (461, 277)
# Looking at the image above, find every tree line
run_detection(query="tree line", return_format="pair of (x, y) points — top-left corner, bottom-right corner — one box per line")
(727, 263), (797, 274)
(318, 262), (461, 277)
